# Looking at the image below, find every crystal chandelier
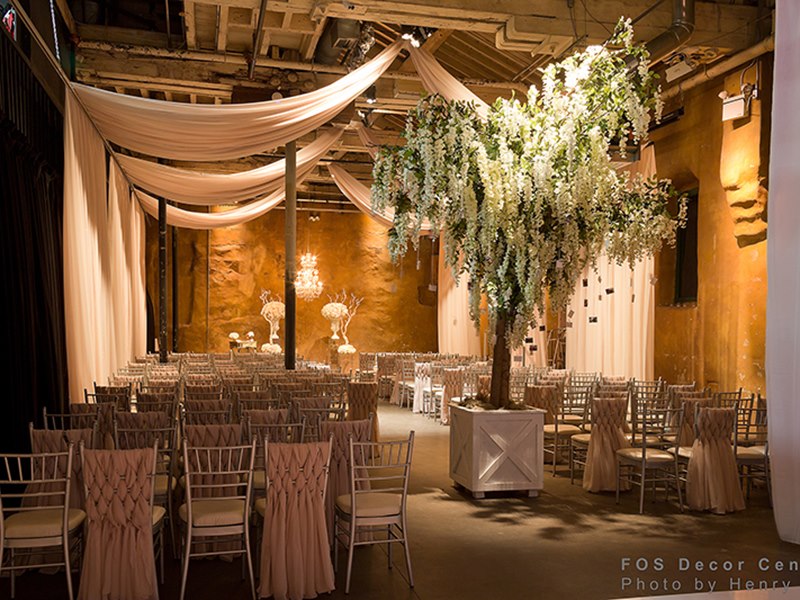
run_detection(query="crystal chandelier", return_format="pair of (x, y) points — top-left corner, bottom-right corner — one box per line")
(295, 252), (323, 301)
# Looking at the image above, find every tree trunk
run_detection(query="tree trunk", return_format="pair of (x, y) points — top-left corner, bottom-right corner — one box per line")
(490, 312), (512, 409)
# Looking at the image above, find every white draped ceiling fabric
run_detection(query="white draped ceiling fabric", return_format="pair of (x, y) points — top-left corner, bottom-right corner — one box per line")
(62, 41), (405, 401)
(116, 127), (343, 205)
(565, 145), (657, 380)
(767, 0), (800, 545)
(72, 41), (403, 161)
(64, 94), (146, 403)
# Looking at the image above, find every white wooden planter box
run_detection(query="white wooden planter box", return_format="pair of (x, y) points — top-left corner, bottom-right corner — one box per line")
(449, 404), (545, 498)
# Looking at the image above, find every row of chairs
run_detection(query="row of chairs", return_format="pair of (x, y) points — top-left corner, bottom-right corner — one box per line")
(2, 416), (415, 600)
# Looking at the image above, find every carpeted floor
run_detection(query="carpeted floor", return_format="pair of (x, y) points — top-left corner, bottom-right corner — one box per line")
(3, 401), (798, 600)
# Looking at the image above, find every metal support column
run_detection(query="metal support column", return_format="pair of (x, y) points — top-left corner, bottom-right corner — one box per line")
(158, 197), (168, 363)
(284, 140), (297, 369)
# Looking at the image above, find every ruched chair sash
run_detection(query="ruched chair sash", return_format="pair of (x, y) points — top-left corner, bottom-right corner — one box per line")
(583, 398), (631, 492)
(259, 442), (334, 600)
(79, 447), (158, 600)
(318, 420), (372, 540)
(441, 367), (465, 425)
(28, 428), (96, 510)
(687, 408), (745, 514)
(524, 385), (559, 424)
(347, 382), (378, 442)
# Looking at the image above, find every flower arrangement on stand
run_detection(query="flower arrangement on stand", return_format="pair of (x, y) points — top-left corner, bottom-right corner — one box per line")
(260, 289), (285, 353)
(372, 18), (686, 409)
(336, 292), (364, 354)
(321, 298), (349, 341)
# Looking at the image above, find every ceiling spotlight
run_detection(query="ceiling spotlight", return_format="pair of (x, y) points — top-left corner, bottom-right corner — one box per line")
(365, 84), (377, 104)
(400, 25), (415, 41)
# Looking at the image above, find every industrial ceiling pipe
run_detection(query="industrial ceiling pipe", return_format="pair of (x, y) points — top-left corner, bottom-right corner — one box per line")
(645, 0), (695, 65)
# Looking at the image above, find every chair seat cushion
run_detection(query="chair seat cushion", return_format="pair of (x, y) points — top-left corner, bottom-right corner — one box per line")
(5, 508), (86, 539)
(154, 474), (176, 496)
(152, 505), (166, 527)
(571, 433), (592, 445)
(737, 445), (767, 460)
(668, 446), (693, 460)
(178, 499), (245, 527)
(335, 493), (402, 518)
(616, 447), (675, 464)
(543, 424), (582, 436)
(562, 415), (584, 424)
(254, 497), (266, 517)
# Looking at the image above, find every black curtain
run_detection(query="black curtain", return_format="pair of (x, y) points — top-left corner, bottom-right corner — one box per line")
(0, 30), (67, 453)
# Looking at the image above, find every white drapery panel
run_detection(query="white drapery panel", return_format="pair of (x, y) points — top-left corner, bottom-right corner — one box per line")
(72, 41), (403, 161)
(437, 240), (481, 357)
(767, 0), (800, 545)
(116, 127), (343, 205)
(64, 95), (148, 403)
(564, 145), (657, 380)
(108, 161), (147, 370)
(352, 122), (382, 158)
(407, 45), (490, 118)
(565, 255), (654, 380)
(327, 163), (432, 233)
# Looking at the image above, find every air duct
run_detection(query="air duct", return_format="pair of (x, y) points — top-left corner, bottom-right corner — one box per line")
(645, 0), (695, 65)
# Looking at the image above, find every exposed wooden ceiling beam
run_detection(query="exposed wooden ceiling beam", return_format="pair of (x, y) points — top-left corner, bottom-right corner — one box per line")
(216, 5), (229, 52)
(53, 0), (77, 36)
(300, 15), (326, 60)
(397, 28), (452, 73)
(183, 2), (198, 49)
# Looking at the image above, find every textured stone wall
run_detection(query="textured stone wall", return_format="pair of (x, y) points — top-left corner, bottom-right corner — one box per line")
(650, 60), (769, 394)
(145, 209), (438, 362)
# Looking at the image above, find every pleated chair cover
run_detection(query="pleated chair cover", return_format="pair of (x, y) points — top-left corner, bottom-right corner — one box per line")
(68, 403), (100, 429)
(183, 424), (242, 449)
(687, 408), (746, 514)
(441, 368), (465, 425)
(28, 428), (96, 510)
(523, 385), (559, 424)
(583, 398), (631, 492)
(677, 397), (715, 447)
(184, 399), (231, 424)
(259, 442), (334, 600)
(318, 420), (372, 540)
(115, 412), (172, 448)
(347, 382), (379, 442)
(79, 448), (158, 600)
(247, 408), (289, 425)
(477, 375), (492, 398)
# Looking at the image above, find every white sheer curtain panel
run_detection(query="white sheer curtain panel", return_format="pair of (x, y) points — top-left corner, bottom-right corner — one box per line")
(108, 161), (147, 369)
(767, 0), (800, 545)
(63, 93), (112, 403)
(564, 145), (657, 380)
(72, 41), (403, 161)
(437, 240), (481, 356)
(327, 163), (432, 232)
(407, 45), (490, 118)
(116, 127), (343, 205)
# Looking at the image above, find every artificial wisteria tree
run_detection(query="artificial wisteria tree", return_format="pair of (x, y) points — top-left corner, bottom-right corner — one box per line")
(372, 20), (686, 408)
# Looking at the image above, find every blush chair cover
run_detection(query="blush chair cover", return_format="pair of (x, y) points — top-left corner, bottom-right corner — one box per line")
(79, 447), (157, 600)
(677, 397), (715, 447)
(687, 408), (746, 514)
(318, 420), (372, 540)
(29, 428), (96, 510)
(259, 442), (334, 600)
(347, 382), (379, 442)
(583, 398), (631, 492)
(441, 367), (465, 425)
(72, 403), (115, 447)
(523, 385), (559, 424)
(115, 412), (172, 448)
(412, 363), (430, 414)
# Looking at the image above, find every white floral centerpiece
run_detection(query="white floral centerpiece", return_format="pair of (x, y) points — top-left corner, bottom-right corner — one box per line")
(260, 289), (285, 351)
(321, 300), (348, 340)
(372, 19), (686, 409)
(260, 343), (282, 354)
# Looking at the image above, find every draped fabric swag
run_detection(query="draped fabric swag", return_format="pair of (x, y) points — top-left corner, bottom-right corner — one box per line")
(565, 145), (657, 380)
(64, 94), (147, 404)
(116, 127), (343, 205)
(767, 0), (800, 545)
(72, 41), (403, 161)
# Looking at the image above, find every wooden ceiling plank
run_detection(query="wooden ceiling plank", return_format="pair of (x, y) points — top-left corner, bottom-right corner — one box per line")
(301, 16), (327, 60)
(217, 5), (230, 52)
(183, 2), (198, 49)
(397, 28), (452, 73)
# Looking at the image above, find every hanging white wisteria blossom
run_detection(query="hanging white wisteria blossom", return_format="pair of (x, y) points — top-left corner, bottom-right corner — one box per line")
(260, 289), (285, 350)
(372, 19), (686, 408)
